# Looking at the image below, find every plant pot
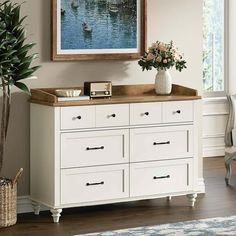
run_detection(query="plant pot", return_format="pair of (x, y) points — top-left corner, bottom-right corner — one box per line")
(0, 169), (23, 228)
(155, 69), (172, 95)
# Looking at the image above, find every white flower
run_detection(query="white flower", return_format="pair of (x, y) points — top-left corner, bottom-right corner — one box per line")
(163, 59), (168, 63)
(151, 43), (158, 49)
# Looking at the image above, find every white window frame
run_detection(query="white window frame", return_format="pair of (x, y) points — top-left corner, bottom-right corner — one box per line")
(203, 0), (229, 97)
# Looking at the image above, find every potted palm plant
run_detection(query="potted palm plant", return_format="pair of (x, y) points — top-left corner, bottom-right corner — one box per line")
(0, 0), (40, 227)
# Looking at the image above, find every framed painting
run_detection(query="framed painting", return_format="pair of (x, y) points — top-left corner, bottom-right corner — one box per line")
(51, 0), (147, 61)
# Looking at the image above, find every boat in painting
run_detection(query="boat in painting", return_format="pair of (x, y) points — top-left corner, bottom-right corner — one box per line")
(109, 4), (119, 14)
(97, 0), (107, 5)
(71, 0), (79, 9)
(61, 8), (66, 15)
(82, 22), (92, 33)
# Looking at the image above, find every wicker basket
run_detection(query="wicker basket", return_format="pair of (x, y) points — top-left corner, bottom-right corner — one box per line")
(0, 169), (23, 228)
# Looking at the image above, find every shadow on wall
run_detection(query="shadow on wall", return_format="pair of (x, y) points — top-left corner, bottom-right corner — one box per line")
(57, 61), (131, 85)
(39, 0), (130, 86)
(0, 92), (30, 196)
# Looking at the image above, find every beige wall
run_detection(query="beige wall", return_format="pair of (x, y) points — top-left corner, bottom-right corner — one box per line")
(1, 0), (203, 196)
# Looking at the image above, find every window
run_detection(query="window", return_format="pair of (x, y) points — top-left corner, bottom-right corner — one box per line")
(203, 0), (227, 95)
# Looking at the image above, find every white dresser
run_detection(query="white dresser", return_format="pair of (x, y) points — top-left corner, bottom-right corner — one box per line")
(30, 84), (202, 223)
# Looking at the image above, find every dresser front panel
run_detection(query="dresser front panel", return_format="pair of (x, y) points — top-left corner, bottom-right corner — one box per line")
(95, 104), (129, 128)
(60, 106), (96, 130)
(130, 125), (193, 162)
(130, 159), (193, 197)
(130, 102), (162, 125)
(30, 96), (200, 212)
(61, 129), (129, 168)
(61, 164), (129, 204)
(162, 101), (193, 123)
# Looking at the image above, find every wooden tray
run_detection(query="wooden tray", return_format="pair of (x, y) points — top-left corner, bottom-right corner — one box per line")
(30, 84), (201, 107)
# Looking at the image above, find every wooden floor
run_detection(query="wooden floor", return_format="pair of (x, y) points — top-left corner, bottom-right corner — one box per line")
(1, 157), (236, 236)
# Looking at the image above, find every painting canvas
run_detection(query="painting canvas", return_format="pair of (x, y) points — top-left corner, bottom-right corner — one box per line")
(52, 0), (146, 60)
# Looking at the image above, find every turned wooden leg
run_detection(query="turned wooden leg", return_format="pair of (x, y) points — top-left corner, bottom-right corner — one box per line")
(50, 209), (62, 223)
(32, 201), (41, 215)
(187, 193), (197, 207)
(167, 196), (172, 201)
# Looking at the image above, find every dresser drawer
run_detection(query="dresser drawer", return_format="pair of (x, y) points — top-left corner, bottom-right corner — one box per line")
(130, 102), (162, 125)
(130, 159), (193, 197)
(60, 106), (95, 130)
(130, 125), (193, 162)
(61, 164), (129, 204)
(61, 129), (129, 168)
(96, 104), (129, 127)
(162, 101), (193, 123)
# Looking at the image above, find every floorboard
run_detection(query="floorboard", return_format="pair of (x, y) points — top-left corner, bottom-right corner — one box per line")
(1, 157), (236, 236)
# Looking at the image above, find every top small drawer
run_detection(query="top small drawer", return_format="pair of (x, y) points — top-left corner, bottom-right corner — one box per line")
(96, 104), (129, 127)
(130, 102), (162, 125)
(162, 101), (193, 123)
(61, 106), (95, 130)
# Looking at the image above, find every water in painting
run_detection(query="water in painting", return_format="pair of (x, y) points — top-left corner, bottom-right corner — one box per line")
(60, 0), (137, 50)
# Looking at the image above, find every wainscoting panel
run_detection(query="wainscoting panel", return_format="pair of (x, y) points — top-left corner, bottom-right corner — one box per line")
(203, 97), (228, 157)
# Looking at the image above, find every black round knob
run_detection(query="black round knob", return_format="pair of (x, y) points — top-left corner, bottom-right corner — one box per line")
(144, 112), (149, 116)
(77, 116), (82, 119)
(111, 114), (116, 118)
(176, 110), (181, 114)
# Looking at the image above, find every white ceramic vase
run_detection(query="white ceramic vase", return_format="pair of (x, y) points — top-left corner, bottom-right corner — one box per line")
(155, 69), (172, 95)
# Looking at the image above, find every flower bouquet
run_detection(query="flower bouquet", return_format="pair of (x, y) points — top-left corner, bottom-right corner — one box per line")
(138, 40), (187, 94)
(138, 40), (187, 72)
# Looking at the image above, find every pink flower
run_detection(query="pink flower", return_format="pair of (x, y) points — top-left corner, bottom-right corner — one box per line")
(156, 56), (162, 62)
(146, 53), (155, 61)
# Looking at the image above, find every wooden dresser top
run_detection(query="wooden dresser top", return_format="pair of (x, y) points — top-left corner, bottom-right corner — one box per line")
(30, 84), (201, 107)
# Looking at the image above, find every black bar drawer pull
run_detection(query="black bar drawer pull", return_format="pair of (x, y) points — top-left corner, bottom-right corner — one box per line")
(86, 181), (104, 186)
(153, 175), (170, 180)
(86, 146), (104, 151)
(153, 141), (170, 146)
(108, 114), (116, 118)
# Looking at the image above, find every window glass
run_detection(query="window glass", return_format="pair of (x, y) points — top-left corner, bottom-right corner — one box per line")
(203, 0), (225, 93)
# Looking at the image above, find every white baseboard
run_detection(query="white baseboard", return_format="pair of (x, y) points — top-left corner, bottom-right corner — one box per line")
(17, 179), (206, 214)
(203, 146), (225, 157)
(17, 196), (48, 214)
(17, 196), (33, 214)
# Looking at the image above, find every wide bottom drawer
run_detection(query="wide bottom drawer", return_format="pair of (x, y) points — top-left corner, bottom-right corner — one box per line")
(61, 164), (129, 204)
(130, 159), (193, 197)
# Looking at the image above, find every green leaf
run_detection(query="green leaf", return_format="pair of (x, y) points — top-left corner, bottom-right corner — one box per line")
(17, 68), (35, 79)
(12, 5), (20, 25)
(16, 43), (36, 57)
(14, 81), (30, 94)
